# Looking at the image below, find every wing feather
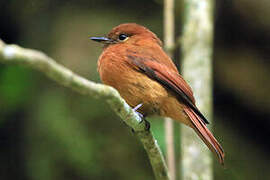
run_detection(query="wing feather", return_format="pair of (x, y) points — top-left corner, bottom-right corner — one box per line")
(127, 55), (209, 124)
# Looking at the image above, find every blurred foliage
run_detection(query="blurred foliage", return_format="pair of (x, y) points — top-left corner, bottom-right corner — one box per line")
(0, 0), (270, 180)
(0, 66), (33, 112)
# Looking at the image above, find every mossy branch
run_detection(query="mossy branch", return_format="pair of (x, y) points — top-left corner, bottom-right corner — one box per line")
(0, 39), (169, 180)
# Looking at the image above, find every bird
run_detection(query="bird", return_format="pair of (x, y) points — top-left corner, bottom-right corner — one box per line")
(90, 23), (224, 165)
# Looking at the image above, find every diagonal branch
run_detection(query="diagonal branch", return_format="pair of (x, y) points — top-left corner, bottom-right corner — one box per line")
(0, 39), (169, 180)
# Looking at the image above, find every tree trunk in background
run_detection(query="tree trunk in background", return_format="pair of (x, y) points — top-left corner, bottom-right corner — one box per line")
(180, 0), (214, 179)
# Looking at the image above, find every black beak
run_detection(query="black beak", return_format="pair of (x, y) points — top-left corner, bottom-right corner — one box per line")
(90, 36), (112, 44)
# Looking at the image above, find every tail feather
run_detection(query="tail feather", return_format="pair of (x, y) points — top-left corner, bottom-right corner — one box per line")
(184, 107), (225, 165)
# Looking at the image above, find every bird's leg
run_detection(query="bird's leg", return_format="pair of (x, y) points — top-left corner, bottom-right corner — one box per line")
(133, 103), (144, 119)
(132, 103), (150, 131)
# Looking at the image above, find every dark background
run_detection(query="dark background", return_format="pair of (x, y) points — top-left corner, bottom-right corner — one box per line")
(0, 0), (269, 179)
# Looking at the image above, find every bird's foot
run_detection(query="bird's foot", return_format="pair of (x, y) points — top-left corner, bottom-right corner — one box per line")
(143, 119), (150, 131)
(131, 119), (150, 133)
(132, 103), (144, 119)
(132, 103), (150, 131)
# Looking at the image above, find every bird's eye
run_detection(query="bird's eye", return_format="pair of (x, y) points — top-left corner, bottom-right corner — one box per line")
(118, 34), (128, 41)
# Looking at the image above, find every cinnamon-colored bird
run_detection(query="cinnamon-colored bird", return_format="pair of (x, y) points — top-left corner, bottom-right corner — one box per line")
(91, 23), (224, 165)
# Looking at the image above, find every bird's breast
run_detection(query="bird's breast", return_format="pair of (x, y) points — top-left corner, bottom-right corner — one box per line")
(98, 52), (169, 116)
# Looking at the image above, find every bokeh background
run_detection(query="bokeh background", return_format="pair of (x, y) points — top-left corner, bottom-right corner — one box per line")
(0, 0), (270, 179)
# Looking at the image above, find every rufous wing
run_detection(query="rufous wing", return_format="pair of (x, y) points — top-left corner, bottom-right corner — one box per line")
(127, 55), (208, 124)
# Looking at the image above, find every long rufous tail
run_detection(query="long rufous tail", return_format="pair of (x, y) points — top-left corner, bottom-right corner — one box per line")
(184, 107), (225, 165)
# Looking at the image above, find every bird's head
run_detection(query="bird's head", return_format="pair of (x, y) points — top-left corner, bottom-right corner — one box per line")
(90, 23), (162, 48)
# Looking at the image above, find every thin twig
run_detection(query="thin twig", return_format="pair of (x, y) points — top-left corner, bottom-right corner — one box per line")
(0, 39), (169, 180)
(164, 0), (176, 180)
